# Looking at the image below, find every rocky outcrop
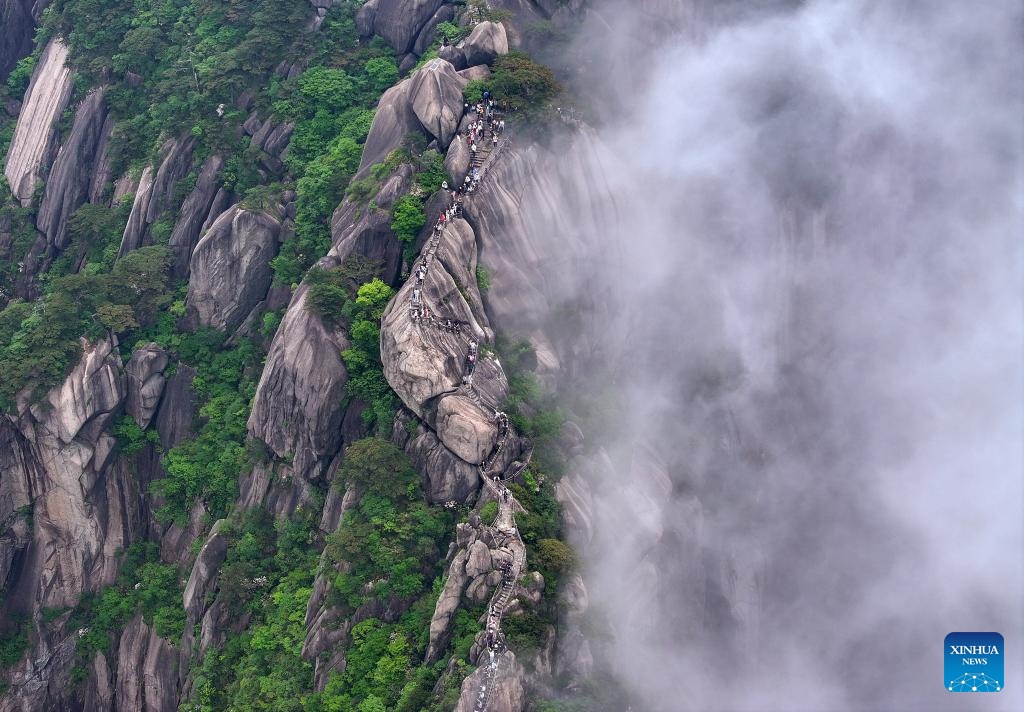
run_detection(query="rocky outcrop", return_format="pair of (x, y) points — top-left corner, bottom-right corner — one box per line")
(125, 343), (169, 430)
(453, 650), (526, 712)
(118, 138), (195, 257)
(393, 412), (479, 503)
(358, 58), (468, 173)
(467, 129), (617, 382)
(460, 21), (509, 68)
(182, 520), (227, 620)
(185, 205), (281, 331)
(357, 0), (447, 54)
(247, 169), (410, 485)
(409, 58), (466, 149)
(36, 88), (110, 252)
(0, 0), (43, 83)
(169, 154), (226, 278)
(3, 38), (73, 205)
(1, 339), (127, 612)
(380, 215), (508, 464)
(113, 614), (179, 712)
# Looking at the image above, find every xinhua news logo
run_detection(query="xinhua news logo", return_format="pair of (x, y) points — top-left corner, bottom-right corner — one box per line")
(945, 632), (1003, 692)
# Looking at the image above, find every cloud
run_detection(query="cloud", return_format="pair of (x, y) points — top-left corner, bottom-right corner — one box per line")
(539, 1), (1024, 709)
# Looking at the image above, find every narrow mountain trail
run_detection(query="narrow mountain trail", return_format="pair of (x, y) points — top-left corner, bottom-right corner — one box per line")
(404, 111), (525, 712)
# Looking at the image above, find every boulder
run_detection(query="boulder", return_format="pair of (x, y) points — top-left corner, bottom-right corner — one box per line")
(185, 205), (280, 331)
(397, 420), (480, 503)
(408, 58), (466, 149)
(357, 79), (422, 174)
(460, 21), (509, 67)
(464, 539), (492, 579)
(182, 520), (228, 619)
(36, 88), (109, 251)
(358, 0), (446, 54)
(457, 64), (491, 82)
(435, 393), (498, 464)
(444, 134), (471, 182)
(169, 154), (225, 278)
(3, 38), (73, 205)
(118, 138), (194, 257)
(125, 343), (169, 429)
(438, 44), (467, 70)
(413, 4), (456, 56)
(425, 548), (470, 663)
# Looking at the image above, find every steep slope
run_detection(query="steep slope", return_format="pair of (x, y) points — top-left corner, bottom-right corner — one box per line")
(0, 3), (600, 711)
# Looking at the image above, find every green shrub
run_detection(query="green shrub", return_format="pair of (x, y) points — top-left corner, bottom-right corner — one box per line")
(152, 337), (262, 524)
(475, 266), (490, 293)
(0, 616), (29, 669)
(391, 194), (426, 246)
(339, 279), (398, 433)
(489, 50), (561, 113)
(326, 439), (452, 610)
(479, 500), (498, 524)
(112, 415), (160, 455)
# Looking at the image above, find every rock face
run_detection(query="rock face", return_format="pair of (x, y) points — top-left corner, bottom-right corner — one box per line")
(112, 614), (179, 712)
(0, 0), (42, 83)
(380, 216), (507, 465)
(37, 88), (110, 253)
(460, 21), (509, 67)
(3, 38), (74, 205)
(358, 58), (467, 173)
(247, 169), (410, 485)
(185, 205), (281, 331)
(125, 343), (169, 430)
(468, 129), (617, 382)
(409, 58), (467, 149)
(118, 138), (195, 257)
(453, 651), (526, 712)
(169, 154), (226, 278)
(357, 0), (447, 54)
(393, 412), (479, 503)
(0, 339), (138, 617)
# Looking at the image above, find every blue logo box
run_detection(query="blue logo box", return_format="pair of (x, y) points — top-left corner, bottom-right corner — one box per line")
(945, 632), (1003, 692)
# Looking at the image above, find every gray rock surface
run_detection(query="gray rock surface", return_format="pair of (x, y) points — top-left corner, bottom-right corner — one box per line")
(453, 650), (526, 712)
(125, 343), (169, 429)
(182, 520), (228, 619)
(358, 59), (468, 173)
(393, 413), (480, 503)
(185, 205), (280, 330)
(0, 0), (45, 83)
(246, 282), (350, 482)
(444, 134), (471, 181)
(468, 129), (617, 383)
(460, 21), (509, 67)
(438, 44), (466, 70)
(114, 614), (179, 712)
(169, 154), (225, 278)
(357, 0), (446, 54)
(36, 88), (109, 251)
(0, 339), (130, 614)
(118, 138), (194, 257)
(409, 58), (467, 149)
(3, 38), (73, 205)
(247, 168), (411, 485)
(413, 4), (455, 56)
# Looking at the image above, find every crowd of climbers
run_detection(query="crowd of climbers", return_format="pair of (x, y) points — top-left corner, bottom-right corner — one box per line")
(398, 93), (523, 711)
